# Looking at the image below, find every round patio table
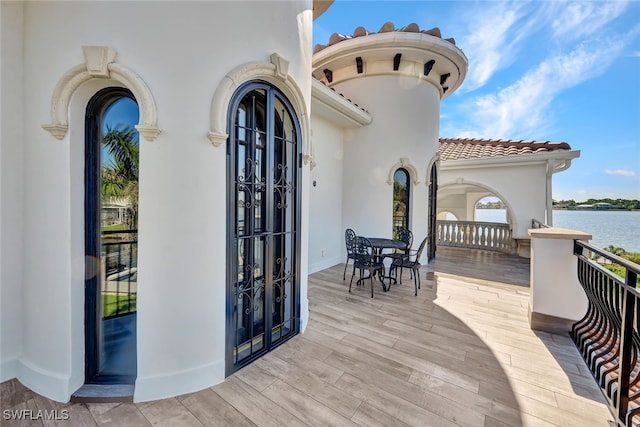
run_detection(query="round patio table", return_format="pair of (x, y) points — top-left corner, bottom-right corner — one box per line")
(366, 237), (406, 252)
(365, 237), (406, 291)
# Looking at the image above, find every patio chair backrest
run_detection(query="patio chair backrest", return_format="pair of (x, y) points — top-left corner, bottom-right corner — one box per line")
(353, 236), (374, 263)
(413, 237), (428, 263)
(345, 229), (357, 255)
(396, 229), (413, 250)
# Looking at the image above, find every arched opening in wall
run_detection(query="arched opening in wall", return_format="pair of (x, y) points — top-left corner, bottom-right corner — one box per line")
(85, 87), (139, 385)
(475, 196), (508, 223)
(436, 182), (515, 254)
(226, 81), (302, 376)
(437, 211), (457, 220)
(392, 168), (411, 237)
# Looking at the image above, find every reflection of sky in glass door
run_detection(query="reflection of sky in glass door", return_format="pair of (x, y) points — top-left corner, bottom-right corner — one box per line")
(101, 97), (139, 164)
(98, 96), (139, 381)
(394, 169), (407, 187)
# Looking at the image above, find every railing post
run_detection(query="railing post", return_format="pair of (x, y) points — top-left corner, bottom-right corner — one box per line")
(616, 290), (633, 424)
(616, 268), (639, 424)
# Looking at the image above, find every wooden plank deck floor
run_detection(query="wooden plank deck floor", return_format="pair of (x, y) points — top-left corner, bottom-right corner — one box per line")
(1, 248), (612, 426)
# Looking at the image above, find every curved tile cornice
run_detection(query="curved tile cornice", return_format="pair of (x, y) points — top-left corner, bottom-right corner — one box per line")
(312, 30), (468, 99)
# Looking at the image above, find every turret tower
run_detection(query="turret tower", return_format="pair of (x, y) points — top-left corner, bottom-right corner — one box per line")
(313, 22), (468, 247)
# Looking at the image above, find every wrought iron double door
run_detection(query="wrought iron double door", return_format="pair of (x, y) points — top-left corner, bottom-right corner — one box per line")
(226, 83), (300, 374)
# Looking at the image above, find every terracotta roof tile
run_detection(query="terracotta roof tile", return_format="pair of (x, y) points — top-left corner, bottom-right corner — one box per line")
(439, 137), (571, 161)
(314, 22), (456, 54)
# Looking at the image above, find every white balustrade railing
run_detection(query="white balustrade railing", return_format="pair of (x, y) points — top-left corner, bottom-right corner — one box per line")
(436, 220), (516, 254)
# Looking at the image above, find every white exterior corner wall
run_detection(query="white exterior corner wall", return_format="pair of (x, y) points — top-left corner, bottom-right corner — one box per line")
(337, 75), (440, 248)
(312, 32), (468, 263)
(8, 0), (313, 402)
(1, 0), (25, 383)
(307, 115), (346, 273)
(438, 155), (579, 239)
(528, 227), (591, 331)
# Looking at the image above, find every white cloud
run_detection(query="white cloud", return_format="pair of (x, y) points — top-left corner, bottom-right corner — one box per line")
(457, 2), (531, 91)
(455, 1), (633, 93)
(458, 36), (626, 138)
(551, 1), (629, 40)
(605, 169), (637, 177)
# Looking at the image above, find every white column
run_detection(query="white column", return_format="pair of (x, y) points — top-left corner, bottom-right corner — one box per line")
(528, 227), (591, 334)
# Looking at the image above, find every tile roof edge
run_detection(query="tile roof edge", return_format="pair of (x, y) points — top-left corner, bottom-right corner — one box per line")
(314, 22), (456, 54)
(439, 137), (571, 150)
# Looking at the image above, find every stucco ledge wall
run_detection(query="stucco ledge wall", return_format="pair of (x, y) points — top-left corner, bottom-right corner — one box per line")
(528, 227), (591, 334)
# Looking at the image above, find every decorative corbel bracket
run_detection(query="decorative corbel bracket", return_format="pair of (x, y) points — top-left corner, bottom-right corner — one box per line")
(303, 154), (317, 170)
(82, 46), (116, 77)
(270, 53), (289, 81)
(207, 131), (228, 147)
(136, 125), (163, 142)
(41, 124), (69, 140)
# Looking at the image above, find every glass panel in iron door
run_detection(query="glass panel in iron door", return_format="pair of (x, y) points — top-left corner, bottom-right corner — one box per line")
(234, 235), (266, 364)
(271, 97), (297, 344)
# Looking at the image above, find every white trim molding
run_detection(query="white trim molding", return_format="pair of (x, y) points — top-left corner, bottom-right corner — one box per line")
(209, 53), (311, 165)
(387, 158), (420, 186)
(42, 46), (161, 141)
(426, 152), (440, 186)
(310, 78), (372, 128)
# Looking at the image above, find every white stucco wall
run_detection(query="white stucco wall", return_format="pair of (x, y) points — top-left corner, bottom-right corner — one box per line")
(9, 0), (312, 402)
(1, 1), (25, 383)
(439, 162), (548, 239)
(336, 75), (440, 248)
(529, 228), (590, 322)
(308, 115), (345, 273)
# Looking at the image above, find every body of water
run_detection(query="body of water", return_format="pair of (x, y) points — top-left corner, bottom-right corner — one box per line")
(552, 210), (640, 253)
(474, 209), (640, 252)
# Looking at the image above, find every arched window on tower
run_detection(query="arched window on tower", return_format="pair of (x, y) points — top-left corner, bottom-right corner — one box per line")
(392, 168), (410, 237)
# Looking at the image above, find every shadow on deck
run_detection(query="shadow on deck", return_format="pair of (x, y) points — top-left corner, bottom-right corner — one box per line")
(0, 248), (611, 426)
(430, 246), (530, 287)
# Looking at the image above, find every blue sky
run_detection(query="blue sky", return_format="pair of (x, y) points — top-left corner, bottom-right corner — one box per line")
(314, 0), (640, 201)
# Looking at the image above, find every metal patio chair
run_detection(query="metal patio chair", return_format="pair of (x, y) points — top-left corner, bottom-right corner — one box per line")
(384, 228), (413, 283)
(390, 236), (427, 296)
(349, 237), (385, 298)
(343, 228), (357, 280)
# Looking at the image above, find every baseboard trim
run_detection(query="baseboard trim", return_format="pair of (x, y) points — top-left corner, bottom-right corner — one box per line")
(17, 358), (72, 402)
(134, 359), (224, 402)
(529, 305), (575, 335)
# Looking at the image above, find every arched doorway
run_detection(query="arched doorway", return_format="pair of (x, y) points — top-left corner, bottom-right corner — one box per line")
(226, 81), (302, 375)
(85, 87), (139, 384)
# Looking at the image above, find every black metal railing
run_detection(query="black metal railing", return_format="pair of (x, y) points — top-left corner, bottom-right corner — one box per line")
(102, 229), (137, 318)
(572, 240), (640, 426)
(436, 220), (516, 253)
